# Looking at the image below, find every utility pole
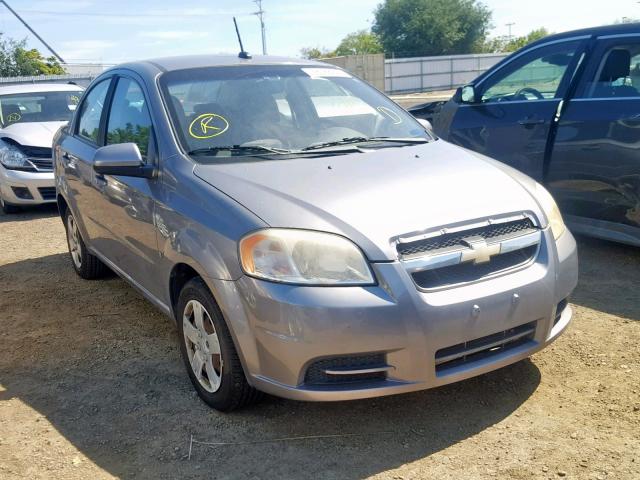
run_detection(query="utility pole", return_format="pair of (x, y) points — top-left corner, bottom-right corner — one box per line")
(505, 22), (515, 42)
(0, 0), (65, 63)
(253, 0), (267, 55)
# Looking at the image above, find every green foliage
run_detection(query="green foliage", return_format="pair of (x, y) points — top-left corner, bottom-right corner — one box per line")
(373, 0), (492, 57)
(300, 46), (336, 59)
(107, 124), (150, 157)
(0, 33), (65, 76)
(483, 28), (550, 53)
(334, 30), (383, 56)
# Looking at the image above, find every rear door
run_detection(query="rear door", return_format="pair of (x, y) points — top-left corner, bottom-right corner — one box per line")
(448, 38), (586, 181)
(547, 35), (640, 243)
(59, 77), (114, 242)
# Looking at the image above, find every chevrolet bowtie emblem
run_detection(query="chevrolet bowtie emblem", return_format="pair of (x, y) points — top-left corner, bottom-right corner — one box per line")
(460, 235), (501, 264)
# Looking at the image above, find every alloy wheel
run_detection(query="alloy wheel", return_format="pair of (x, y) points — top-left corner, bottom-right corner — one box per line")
(66, 214), (82, 269)
(183, 299), (223, 393)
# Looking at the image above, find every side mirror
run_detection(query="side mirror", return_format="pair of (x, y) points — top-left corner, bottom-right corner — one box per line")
(93, 143), (155, 179)
(460, 84), (477, 104)
(416, 118), (433, 133)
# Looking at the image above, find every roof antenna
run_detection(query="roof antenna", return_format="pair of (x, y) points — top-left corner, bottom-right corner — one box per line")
(233, 17), (252, 59)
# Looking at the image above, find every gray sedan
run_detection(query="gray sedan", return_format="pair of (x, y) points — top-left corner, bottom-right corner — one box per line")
(53, 55), (578, 411)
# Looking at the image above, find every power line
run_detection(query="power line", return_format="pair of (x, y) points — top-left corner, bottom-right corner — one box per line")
(0, 0), (65, 63)
(505, 22), (515, 42)
(253, 0), (267, 55)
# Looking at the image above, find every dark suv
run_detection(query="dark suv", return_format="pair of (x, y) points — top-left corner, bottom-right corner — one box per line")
(420, 24), (640, 246)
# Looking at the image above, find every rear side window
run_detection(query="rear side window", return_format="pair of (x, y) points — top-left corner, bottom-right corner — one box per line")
(106, 77), (153, 159)
(76, 79), (110, 144)
(582, 43), (640, 98)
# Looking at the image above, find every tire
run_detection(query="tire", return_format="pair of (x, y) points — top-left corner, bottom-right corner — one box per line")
(177, 277), (262, 411)
(0, 194), (20, 214)
(64, 209), (108, 279)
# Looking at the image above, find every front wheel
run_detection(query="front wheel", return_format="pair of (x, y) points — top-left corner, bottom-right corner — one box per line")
(177, 277), (262, 411)
(0, 194), (20, 214)
(64, 210), (107, 279)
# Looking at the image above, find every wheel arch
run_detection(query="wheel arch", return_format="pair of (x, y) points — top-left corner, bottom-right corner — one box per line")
(56, 193), (68, 220)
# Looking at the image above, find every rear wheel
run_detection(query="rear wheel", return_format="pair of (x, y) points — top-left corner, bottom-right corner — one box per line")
(177, 277), (262, 411)
(0, 194), (20, 214)
(64, 210), (107, 279)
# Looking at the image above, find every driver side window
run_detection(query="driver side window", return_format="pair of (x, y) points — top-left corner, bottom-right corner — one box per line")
(480, 41), (581, 103)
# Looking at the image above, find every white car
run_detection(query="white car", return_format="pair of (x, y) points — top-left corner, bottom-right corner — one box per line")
(0, 83), (84, 213)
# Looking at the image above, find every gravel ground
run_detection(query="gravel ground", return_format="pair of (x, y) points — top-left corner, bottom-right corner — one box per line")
(0, 205), (638, 480)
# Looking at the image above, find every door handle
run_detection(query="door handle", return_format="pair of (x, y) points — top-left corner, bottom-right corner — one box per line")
(61, 151), (78, 169)
(518, 117), (546, 127)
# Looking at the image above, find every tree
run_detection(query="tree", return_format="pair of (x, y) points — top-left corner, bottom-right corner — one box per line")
(0, 33), (65, 76)
(373, 0), (492, 57)
(300, 46), (336, 59)
(483, 28), (550, 53)
(334, 30), (383, 56)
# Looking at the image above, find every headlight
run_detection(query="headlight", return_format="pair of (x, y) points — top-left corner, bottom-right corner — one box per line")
(534, 182), (566, 240)
(239, 229), (375, 285)
(0, 140), (30, 170)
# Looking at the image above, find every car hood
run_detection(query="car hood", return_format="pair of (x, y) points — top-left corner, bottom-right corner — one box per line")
(0, 121), (67, 148)
(193, 141), (544, 261)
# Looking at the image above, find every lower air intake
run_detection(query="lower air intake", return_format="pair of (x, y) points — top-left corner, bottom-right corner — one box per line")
(435, 321), (537, 375)
(304, 353), (388, 385)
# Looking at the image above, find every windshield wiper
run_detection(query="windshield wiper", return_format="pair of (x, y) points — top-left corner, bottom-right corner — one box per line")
(301, 136), (429, 151)
(188, 145), (292, 156)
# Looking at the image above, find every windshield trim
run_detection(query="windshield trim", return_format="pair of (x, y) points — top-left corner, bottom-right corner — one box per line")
(158, 64), (433, 162)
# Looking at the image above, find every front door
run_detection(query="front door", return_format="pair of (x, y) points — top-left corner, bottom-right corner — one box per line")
(59, 77), (113, 243)
(547, 36), (640, 243)
(93, 74), (164, 298)
(448, 39), (585, 181)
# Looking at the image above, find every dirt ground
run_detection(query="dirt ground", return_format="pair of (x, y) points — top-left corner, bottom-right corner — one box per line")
(0, 205), (638, 480)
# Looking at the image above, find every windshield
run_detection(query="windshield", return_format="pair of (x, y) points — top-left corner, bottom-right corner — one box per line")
(0, 90), (82, 127)
(160, 65), (431, 157)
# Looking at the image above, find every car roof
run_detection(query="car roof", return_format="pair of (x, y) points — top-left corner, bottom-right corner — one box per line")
(110, 54), (331, 76)
(0, 83), (84, 95)
(529, 23), (640, 47)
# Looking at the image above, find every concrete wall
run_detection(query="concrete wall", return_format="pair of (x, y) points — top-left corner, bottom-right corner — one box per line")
(385, 53), (508, 94)
(321, 53), (386, 91)
(0, 64), (112, 88)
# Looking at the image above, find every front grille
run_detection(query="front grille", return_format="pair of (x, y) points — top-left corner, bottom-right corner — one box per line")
(397, 218), (535, 257)
(21, 146), (52, 158)
(412, 245), (537, 289)
(38, 187), (56, 200)
(304, 353), (387, 385)
(435, 321), (537, 375)
(29, 158), (53, 171)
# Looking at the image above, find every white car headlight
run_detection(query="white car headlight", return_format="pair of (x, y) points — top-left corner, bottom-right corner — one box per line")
(239, 229), (375, 285)
(534, 182), (566, 240)
(0, 140), (30, 170)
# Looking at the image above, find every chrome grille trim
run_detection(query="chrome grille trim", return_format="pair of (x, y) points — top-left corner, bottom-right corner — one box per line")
(403, 230), (541, 274)
(28, 157), (54, 172)
(395, 214), (542, 290)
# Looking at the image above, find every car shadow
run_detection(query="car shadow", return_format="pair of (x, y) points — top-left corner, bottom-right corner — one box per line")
(0, 252), (541, 479)
(571, 235), (640, 321)
(0, 203), (59, 223)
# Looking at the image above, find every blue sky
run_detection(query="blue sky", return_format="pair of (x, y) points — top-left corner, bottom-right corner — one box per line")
(0, 0), (636, 64)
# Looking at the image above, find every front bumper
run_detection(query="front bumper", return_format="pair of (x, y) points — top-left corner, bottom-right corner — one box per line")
(208, 228), (578, 401)
(0, 167), (55, 205)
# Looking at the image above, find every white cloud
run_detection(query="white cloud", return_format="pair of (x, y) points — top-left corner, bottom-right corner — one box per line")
(59, 39), (116, 61)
